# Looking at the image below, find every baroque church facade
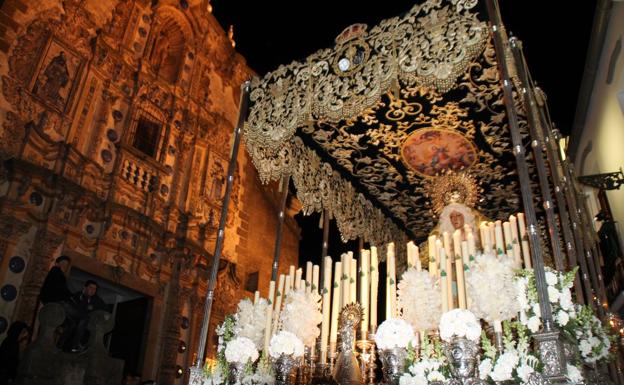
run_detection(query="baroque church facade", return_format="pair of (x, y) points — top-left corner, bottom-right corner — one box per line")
(0, 0), (300, 382)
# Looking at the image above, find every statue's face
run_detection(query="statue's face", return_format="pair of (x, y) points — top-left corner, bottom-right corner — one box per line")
(450, 210), (465, 230)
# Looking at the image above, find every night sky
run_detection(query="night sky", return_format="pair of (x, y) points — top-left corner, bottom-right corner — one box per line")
(210, 0), (596, 263)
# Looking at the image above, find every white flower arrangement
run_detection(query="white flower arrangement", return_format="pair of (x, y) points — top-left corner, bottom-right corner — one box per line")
(268, 330), (305, 358)
(465, 252), (520, 325)
(565, 364), (584, 384)
(202, 363), (225, 385)
(570, 305), (612, 364)
(375, 318), (415, 350)
(439, 309), (481, 342)
(399, 357), (448, 385)
(398, 269), (442, 331)
(225, 337), (259, 364)
(479, 322), (543, 384)
(241, 357), (275, 385)
(515, 267), (577, 333)
(234, 298), (269, 349)
(279, 288), (322, 346)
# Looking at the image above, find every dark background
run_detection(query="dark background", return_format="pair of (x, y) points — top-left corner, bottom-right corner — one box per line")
(210, 0), (596, 262)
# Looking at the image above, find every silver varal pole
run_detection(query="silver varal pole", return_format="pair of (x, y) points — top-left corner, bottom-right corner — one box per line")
(189, 81), (251, 383)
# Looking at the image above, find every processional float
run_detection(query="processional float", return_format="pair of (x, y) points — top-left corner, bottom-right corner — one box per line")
(189, 0), (623, 384)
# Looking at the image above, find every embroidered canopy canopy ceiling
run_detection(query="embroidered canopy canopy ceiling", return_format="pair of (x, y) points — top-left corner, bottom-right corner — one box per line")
(243, 0), (533, 248)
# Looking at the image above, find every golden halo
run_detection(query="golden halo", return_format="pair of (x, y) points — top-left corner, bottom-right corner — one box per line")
(424, 171), (480, 215)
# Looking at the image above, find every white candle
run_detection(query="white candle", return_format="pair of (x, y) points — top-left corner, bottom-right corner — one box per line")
(440, 247), (449, 313)
(350, 259), (357, 304)
(482, 222), (492, 253)
(360, 250), (370, 334)
(306, 261), (313, 293)
(264, 280), (275, 352)
(518, 213), (532, 268)
(503, 221), (514, 258)
(387, 242), (397, 318)
(320, 257), (332, 363)
(296, 268), (304, 290)
(407, 241), (415, 269)
(445, 243), (453, 309)
(489, 222), (496, 253)
(330, 261), (342, 349)
(428, 235), (437, 276)
(284, 275), (292, 297)
(494, 220), (505, 256)
(254, 290), (260, 304)
(443, 232), (452, 260)
(510, 215), (522, 266)
(467, 232), (476, 265)
(288, 265), (295, 290)
(453, 230), (462, 260)
(312, 264), (320, 293)
(342, 253), (351, 305)
(273, 275), (286, 334)
(370, 246), (379, 329)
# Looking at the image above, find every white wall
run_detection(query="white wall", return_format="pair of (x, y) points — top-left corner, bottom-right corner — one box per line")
(574, 2), (624, 245)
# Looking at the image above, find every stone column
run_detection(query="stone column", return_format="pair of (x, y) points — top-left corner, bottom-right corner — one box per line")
(13, 226), (64, 323)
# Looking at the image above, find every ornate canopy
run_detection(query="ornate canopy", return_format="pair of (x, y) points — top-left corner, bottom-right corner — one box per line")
(243, 0), (531, 248)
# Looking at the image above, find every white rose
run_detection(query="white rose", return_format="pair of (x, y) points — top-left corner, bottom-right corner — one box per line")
(527, 316), (541, 333)
(556, 310), (570, 326)
(566, 364), (583, 383)
(490, 362), (513, 382)
(516, 363), (534, 382)
(427, 371), (445, 382)
(545, 271), (558, 286)
(478, 358), (493, 380)
(548, 286), (560, 303)
(559, 289), (573, 310)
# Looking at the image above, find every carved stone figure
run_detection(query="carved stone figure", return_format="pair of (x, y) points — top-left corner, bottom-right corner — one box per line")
(36, 51), (70, 107)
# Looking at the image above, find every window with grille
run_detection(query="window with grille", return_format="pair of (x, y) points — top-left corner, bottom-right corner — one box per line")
(132, 116), (161, 157)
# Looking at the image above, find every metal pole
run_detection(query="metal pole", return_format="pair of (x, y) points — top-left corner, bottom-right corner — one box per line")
(194, 81), (251, 366)
(319, 209), (330, 292)
(534, 98), (586, 304)
(485, 1), (566, 380)
(485, 0), (554, 330)
(509, 39), (566, 272)
(271, 175), (291, 282)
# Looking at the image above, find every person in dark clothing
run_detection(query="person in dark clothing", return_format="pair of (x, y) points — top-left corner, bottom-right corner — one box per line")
(0, 321), (31, 385)
(39, 255), (72, 304)
(64, 280), (107, 352)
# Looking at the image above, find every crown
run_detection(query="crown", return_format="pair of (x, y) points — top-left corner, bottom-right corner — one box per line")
(425, 171), (480, 215)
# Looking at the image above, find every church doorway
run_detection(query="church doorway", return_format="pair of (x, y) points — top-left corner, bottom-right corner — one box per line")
(67, 269), (152, 377)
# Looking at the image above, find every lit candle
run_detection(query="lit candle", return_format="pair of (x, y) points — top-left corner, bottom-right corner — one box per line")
(494, 220), (505, 256)
(482, 222), (492, 254)
(320, 257), (332, 363)
(360, 249), (370, 335)
(312, 264), (320, 293)
(503, 221), (514, 258)
(295, 268), (303, 290)
(407, 241), (415, 269)
(439, 247), (449, 313)
(329, 261), (342, 353)
(273, 274), (286, 334)
(428, 235), (437, 276)
(458, 242), (469, 309)
(518, 213), (532, 268)
(263, 280), (275, 352)
(342, 253), (351, 305)
(370, 246), (379, 330)
(306, 261), (313, 293)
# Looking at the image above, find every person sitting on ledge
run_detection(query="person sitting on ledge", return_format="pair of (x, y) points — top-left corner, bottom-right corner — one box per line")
(39, 255), (72, 305)
(62, 279), (107, 352)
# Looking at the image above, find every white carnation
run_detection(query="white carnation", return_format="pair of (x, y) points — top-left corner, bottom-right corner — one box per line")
(398, 269), (442, 331)
(478, 358), (493, 380)
(234, 298), (269, 349)
(545, 271), (558, 286)
(279, 288), (322, 346)
(269, 331), (304, 358)
(516, 363), (534, 382)
(548, 286), (560, 303)
(556, 310), (570, 326)
(225, 337), (259, 364)
(439, 309), (481, 342)
(566, 364), (583, 384)
(527, 316), (541, 333)
(427, 370), (445, 382)
(376, 318), (415, 350)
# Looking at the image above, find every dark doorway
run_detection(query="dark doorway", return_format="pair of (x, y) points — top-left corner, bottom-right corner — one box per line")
(67, 269), (151, 377)
(109, 297), (151, 376)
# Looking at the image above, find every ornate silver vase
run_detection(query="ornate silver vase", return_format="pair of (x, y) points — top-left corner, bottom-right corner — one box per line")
(273, 354), (298, 385)
(188, 364), (207, 385)
(378, 347), (408, 385)
(444, 337), (486, 385)
(228, 361), (246, 385)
